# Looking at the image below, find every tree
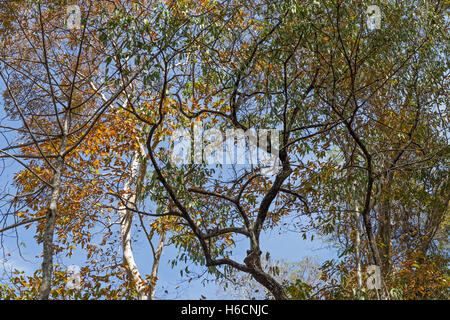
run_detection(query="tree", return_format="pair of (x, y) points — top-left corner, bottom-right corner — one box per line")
(297, 0), (448, 299)
(0, 0), (447, 300)
(0, 0), (166, 299)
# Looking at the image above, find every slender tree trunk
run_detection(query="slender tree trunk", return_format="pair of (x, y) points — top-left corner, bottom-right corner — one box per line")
(350, 182), (363, 293)
(119, 150), (148, 300)
(149, 229), (166, 300)
(120, 141), (167, 300)
(354, 207), (363, 292)
(38, 110), (70, 300)
(37, 161), (63, 300)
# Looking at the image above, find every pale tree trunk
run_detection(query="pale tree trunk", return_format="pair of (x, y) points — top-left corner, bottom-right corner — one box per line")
(350, 182), (363, 295)
(38, 110), (70, 300)
(119, 150), (149, 300)
(37, 161), (63, 300)
(119, 141), (167, 300)
(93, 87), (166, 299)
(149, 229), (166, 300)
(353, 204), (363, 292)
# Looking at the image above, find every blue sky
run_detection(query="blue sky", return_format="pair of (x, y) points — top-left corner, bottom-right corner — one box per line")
(0, 199), (337, 299)
(0, 20), (337, 298)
